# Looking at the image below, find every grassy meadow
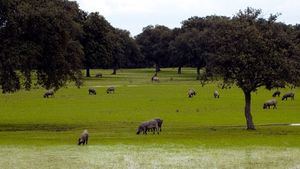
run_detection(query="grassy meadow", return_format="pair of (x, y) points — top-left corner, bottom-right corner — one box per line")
(0, 68), (300, 168)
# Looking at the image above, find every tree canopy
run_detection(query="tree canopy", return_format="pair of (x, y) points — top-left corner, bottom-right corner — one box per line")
(135, 25), (173, 72)
(0, 0), (84, 92)
(205, 8), (300, 129)
(81, 12), (112, 77)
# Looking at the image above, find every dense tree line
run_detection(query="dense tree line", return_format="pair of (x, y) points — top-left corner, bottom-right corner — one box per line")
(0, 0), (143, 93)
(0, 0), (85, 92)
(1, 2), (299, 91)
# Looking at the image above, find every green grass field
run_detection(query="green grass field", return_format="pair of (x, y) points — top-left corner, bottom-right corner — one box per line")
(0, 68), (300, 168)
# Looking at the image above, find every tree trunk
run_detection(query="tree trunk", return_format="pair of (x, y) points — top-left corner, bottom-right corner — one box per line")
(24, 70), (31, 91)
(112, 68), (117, 75)
(196, 66), (201, 80)
(155, 64), (160, 73)
(86, 68), (90, 77)
(197, 66), (200, 75)
(244, 91), (256, 130)
(178, 66), (182, 74)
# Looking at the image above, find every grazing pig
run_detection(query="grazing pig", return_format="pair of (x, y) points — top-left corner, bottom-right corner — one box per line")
(154, 118), (163, 132)
(151, 76), (159, 82)
(106, 87), (115, 94)
(78, 130), (89, 145)
(43, 90), (54, 98)
(136, 120), (159, 135)
(214, 90), (220, 98)
(272, 91), (281, 97)
(136, 121), (148, 135)
(188, 89), (196, 98)
(282, 92), (295, 101)
(88, 88), (96, 95)
(147, 118), (164, 132)
(145, 120), (160, 134)
(263, 99), (277, 109)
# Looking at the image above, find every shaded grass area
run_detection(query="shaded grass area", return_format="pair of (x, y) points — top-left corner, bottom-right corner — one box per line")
(1, 125), (300, 147)
(0, 124), (78, 132)
(0, 68), (299, 147)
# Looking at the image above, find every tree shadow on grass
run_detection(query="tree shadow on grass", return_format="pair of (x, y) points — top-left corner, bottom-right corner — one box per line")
(0, 124), (80, 132)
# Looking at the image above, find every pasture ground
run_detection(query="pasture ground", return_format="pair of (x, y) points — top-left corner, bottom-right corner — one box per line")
(0, 68), (299, 168)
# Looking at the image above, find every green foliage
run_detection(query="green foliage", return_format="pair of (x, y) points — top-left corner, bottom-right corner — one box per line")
(208, 8), (299, 89)
(81, 14), (142, 75)
(107, 28), (143, 74)
(81, 12), (112, 71)
(135, 25), (173, 72)
(170, 28), (209, 73)
(0, 0), (84, 92)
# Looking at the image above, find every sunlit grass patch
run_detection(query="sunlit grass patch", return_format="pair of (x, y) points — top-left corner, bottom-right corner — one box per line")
(1, 145), (300, 169)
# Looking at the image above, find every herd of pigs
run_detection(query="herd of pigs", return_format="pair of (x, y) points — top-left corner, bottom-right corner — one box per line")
(41, 77), (296, 146)
(263, 91), (294, 109)
(76, 88), (295, 146)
